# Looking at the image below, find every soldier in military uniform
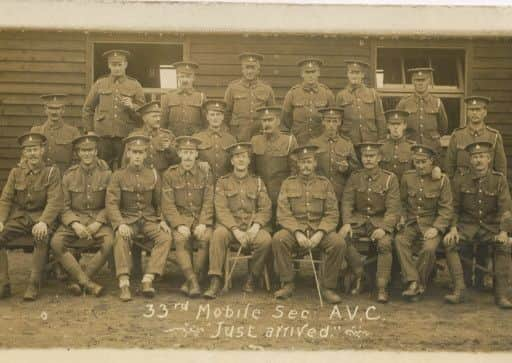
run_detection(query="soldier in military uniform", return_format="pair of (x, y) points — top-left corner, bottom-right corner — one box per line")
(250, 106), (298, 216)
(395, 144), (456, 299)
(0, 133), (63, 300)
(309, 106), (360, 200)
(106, 135), (172, 302)
(82, 50), (145, 169)
(224, 53), (275, 141)
(444, 141), (512, 308)
(31, 93), (81, 173)
(160, 62), (206, 137)
(193, 100), (237, 180)
(49, 133), (113, 297)
(121, 101), (179, 174)
(379, 109), (415, 181)
(161, 136), (214, 298)
(203, 142), (273, 299)
(396, 68), (449, 155)
(272, 145), (345, 304)
(340, 142), (401, 303)
(445, 96), (507, 178)
(335, 60), (386, 144)
(282, 58), (335, 145)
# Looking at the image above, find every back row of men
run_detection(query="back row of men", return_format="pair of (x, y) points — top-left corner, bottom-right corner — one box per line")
(0, 49), (510, 308)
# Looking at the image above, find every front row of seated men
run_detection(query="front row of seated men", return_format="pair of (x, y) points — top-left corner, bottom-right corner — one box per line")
(0, 128), (511, 309)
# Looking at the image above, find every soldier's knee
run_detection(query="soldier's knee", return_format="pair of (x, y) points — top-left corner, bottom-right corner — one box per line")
(394, 234), (408, 249)
(50, 238), (65, 256)
(212, 226), (231, 245)
(271, 229), (290, 247)
(423, 243), (438, 255)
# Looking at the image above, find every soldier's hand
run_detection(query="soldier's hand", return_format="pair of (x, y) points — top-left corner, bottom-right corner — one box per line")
(72, 222), (92, 239)
(193, 224), (207, 240)
(0, 222), (4, 233)
(246, 223), (261, 242)
(495, 231), (509, 244)
(233, 228), (248, 247)
(424, 227), (439, 240)
(86, 221), (102, 237)
(120, 96), (134, 109)
(177, 225), (191, 239)
(309, 231), (324, 249)
(32, 222), (48, 241)
(295, 231), (309, 248)
(118, 224), (133, 241)
(443, 227), (459, 247)
(370, 228), (386, 242)
(160, 221), (171, 235)
(337, 160), (349, 173)
(396, 216), (405, 231)
(198, 161), (211, 174)
(338, 224), (352, 240)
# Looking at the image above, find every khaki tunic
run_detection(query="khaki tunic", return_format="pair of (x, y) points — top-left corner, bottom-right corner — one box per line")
(160, 88), (206, 137)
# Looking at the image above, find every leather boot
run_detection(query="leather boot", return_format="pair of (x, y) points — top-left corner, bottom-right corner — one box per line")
(274, 282), (295, 300)
(188, 276), (201, 298)
(402, 281), (419, 297)
(377, 278), (389, 303)
(0, 283), (11, 299)
(242, 274), (255, 293)
(83, 280), (104, 297)
(203, 276), (221, 299)
(141, 281), (155, 298)
(444, 288), (465, 304)
(350, 276), (363, 295)
(66, 282), (82, 296)
(322, 288), (342, 304)
(180, 281), (189, 296)
(23, 282), (39, 301)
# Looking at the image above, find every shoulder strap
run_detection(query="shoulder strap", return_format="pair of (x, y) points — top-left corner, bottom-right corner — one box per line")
(385, 173), (391, 190)
(152, 168), (158, 189)
(287, 135), (293, 153)
(47, 166), (55, 184)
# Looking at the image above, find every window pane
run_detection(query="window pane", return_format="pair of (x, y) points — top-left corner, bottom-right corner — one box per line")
(442, 97), (462, 133)
(377, 49), (403, 84)
(93, 43), (183, 88)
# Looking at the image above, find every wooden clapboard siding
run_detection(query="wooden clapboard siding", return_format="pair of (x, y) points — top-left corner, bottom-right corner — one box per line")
(471, 39), (512, 172)
(0, 31), (87, 185)
(189, 34), (371, 102)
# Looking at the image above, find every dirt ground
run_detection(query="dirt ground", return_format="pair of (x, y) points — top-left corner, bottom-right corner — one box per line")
(1, 250), (511, 352)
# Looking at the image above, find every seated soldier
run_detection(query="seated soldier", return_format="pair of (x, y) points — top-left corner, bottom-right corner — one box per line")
(395, 144), (457, 300)
(340, 142), (401, 303)
(203, 142), (273, 299)
(272, 145), (346, 304)
(0, 133), (63, 300)
(107, 134), (173, 302)
(162, 136), (214, 298)
(444, 141), (512, 309)
(50, 133), (114, 297)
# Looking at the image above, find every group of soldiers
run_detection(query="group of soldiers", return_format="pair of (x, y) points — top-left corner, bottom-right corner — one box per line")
(0, 49), (511, 309)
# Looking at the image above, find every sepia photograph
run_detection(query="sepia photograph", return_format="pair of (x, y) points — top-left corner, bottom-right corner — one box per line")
(0, 0), (512, 360)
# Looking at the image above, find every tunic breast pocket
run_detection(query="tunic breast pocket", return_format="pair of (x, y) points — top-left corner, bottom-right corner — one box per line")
(172, 184), (189, 209)
(423, 189), (440, 209)
(14, 182), (27, 204)
(310, 190), (327, 214)
(360, 93), (376, 119)
(314, 100), (328, 109)
(287, 189), (304, 214)
(29, 183), (48, 205)
(225, 189), (240, 210)
(254, 92), (269, 107)
(98, 89), (113, 111)
(245, 190), (258, 212)
(482, 189), (498, 211)
(89, 186), (107, 208)
(461, 187), (476, 210)
(232, 94), (249, 115)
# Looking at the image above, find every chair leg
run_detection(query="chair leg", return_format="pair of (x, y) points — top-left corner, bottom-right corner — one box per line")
(263, 265), (271, 291)
(223, 250), (230, 292)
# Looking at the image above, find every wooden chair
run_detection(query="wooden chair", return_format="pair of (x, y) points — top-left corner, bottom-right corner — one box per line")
(223, 245), (271, 292)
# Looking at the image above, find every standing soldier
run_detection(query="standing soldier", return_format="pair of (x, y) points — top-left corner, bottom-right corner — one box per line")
(31, 93), (81, 173)
(193, 100), (237, 180)
(50, 133), (113, 297)
(444, 141), (512, 308)
(379, 109), (415, 181)
(161, 136), (214, 298)
(106, 135), (172, 302)
(310, 107), (360, 200)
(203, 142), (273, 299)
(250, 106), (298, 215)
(396, 68), (448, 154)
(395, 144), (457, 300)
(272, 145), (346, 304)
(282, 58), (335, 145)
(122, 101), (179, 174)
(160, 62), (206, 137)
(336, 60), (386, 144)
(224, 53), (275, 141)
(446, 96), (507, 178)
(82, 49), (145, 169)
(0, 133), (63, 300)
(340, 142), (401, 303)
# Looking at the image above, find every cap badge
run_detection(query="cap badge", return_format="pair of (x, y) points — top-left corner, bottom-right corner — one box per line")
(472, 100), (477, 105)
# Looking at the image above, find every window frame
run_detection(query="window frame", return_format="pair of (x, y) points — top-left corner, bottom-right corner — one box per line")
(370, 39), (472, 128)
(86, 33), (189, 100)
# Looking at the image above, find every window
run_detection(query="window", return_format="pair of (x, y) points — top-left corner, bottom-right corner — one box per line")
(93, 42), (183, 100)
(376, 47), (466, 133)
